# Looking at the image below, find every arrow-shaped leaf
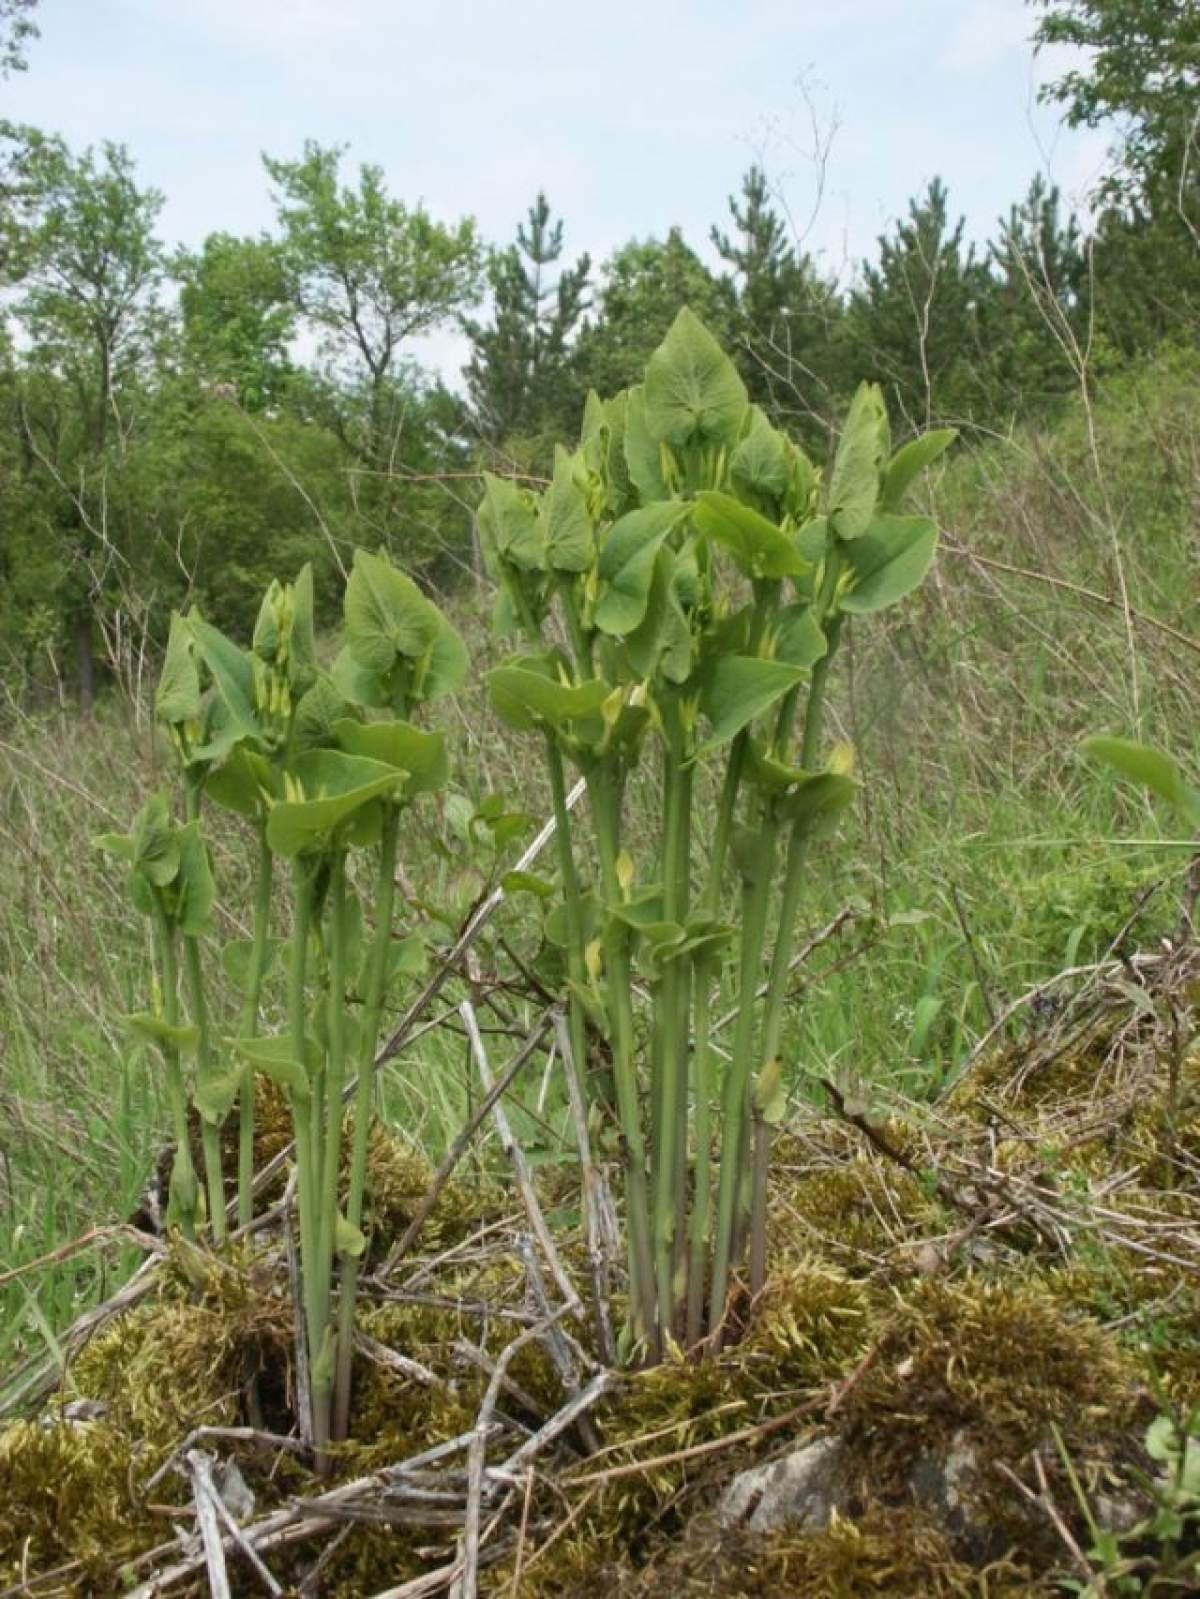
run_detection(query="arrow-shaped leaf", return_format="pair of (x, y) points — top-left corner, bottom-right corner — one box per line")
(594, 502), (688, 635)
(837, 514), (937, 614)
(694, 491), (809, 580)
(698, 655), (805, 755)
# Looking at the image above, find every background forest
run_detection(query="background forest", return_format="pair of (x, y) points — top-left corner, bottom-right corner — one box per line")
(0, 0), (1195, 712)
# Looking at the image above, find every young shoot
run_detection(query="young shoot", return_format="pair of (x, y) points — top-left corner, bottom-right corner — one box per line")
(101, 550), (463, 1456)
(482, 308), (953, 1357)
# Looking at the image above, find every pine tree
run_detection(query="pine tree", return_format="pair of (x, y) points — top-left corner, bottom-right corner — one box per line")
(712, 164), (845, 441)
(463, 192), (589, 444)
(845, 177), (994, 429)
(988, 175), (1089, 411)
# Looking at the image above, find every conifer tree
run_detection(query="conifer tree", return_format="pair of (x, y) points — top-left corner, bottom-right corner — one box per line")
(988, 175), (1089, 411)
(463, 192), (589, 444)
(712, 164), (845, 440)
(845, 177), (993, 429)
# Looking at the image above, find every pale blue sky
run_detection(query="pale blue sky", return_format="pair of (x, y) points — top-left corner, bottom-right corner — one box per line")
(3, 0), (1106, 374)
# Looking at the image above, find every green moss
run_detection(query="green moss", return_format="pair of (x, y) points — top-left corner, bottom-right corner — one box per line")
(835, 1277), (1148, 1557)
(550, 1507), (1039, 1598)
(768, 1154), (939, 1268)
(0, 1419), (144, 1592)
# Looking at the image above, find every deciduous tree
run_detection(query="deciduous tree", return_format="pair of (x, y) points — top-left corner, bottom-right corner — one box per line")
(263, 142), (482, 463)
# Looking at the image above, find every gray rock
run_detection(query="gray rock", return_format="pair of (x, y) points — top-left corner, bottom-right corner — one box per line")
(1094, 1488), (1147, 1535)
(910, 1429), (1014, 1563)
(212, 1456), (256, 1521)
(718, 1435), (844, 1535)
(910, 1428), (977, 1529)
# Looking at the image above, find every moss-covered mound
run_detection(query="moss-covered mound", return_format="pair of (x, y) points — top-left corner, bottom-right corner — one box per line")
(1, 950), (1197, 1595)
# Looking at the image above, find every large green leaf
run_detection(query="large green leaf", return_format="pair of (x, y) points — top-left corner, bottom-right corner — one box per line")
(291, 673), (351, 753)
(343, 549), (441, 677)
(693, 491), (808, 580)
(94, 830), (136, 864)
(580, 390), (606, 474)
(231, 1033), (317, 1099)
(122, 1012), (200, 1054)
(156, 612), (202, 728)
(828, 382), (889, 540)
(266, 751), (404, 858)
(194, 1069), (242, 1126)
(289, 563), (318, 683)
(221, 936), (283, 993)
(541, 445), (594, 573)
(479, 472), (545, 573)
(132, 793), (180, 887)
(330, 644), (388, 710)
(838, 514), (937, 614)
(624, 384), (669, 503)
(174, 821), (215, 936)
(333, 717), (449, 796)
(880, 429), (956, 511)
(622, 545), (695, 684)
(594, 503), (688, 635)
(603, 391), (632, 514)
(419, 611), (470, 703)
(204, 747), (276, 818)
(643, 307), (748, 449)
(731, 407), (789, 505)
(488, 661), (613, 733)
(773, 604), (829, 670)
(1080, 737), (1200, 827)
(697, 655), (806, 755)
(188, 615), (260, 744)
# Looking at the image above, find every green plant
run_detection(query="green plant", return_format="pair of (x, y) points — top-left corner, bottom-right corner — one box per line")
(1081, 736), (1200, 834)
(95, 550), (463, 1455)
(1058, 1406), (1200, 1594)
(480, 307), (952, 1356)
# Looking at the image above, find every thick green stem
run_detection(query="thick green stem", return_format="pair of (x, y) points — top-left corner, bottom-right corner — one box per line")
(652, 718), (689, 1332)
(586, 758), (659, 1358)
(313, 851), (349, 1451)
(558, 582), (594, 678)
(332, 805), (400, 1442)
(182, 934), (226, 1243)
(800, 620), (840, 770)
(702, 584), (775, 918)
(152, 901), (196, 1241)
(178, 769), (226, 1240)
(236, 825), (274, 1230)
(545, 739), (591, 1104)
(287, 859), (321, 1432)
(670, 758), (694, 1331)
(685, 948), (713, 1347)
(704, 730), (748, 919)
(707, 810), (778, 1337)
(747, 618), (843, 1293)
(749, 1113), (770, 1293)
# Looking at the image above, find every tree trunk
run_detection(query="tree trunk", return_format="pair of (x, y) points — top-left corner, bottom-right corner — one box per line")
(74, 606), (95, 715)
